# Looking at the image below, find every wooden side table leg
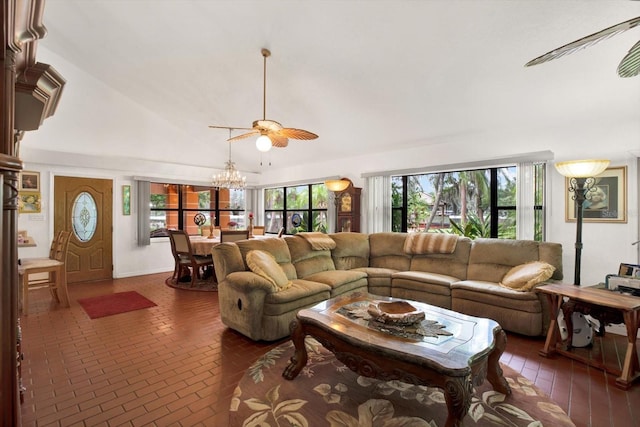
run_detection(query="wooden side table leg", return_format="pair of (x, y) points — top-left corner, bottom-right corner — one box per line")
(282, 319), (308, 380)
(540, 294), (561, 357)
(616, 310), (640, 389)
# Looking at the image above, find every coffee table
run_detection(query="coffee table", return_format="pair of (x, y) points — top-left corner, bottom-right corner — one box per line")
(282, 292), (510, 427)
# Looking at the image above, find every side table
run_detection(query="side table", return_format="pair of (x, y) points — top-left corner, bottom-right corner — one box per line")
(537, 283), (640, 389)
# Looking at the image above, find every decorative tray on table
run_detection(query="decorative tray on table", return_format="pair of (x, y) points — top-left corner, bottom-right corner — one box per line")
(367, 301), (426, 325)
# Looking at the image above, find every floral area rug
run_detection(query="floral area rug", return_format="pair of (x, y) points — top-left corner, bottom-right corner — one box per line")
(230, 338), (575, 427)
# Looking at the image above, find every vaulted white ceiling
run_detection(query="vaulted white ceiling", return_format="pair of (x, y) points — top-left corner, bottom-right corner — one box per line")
(25, 1), (640, 175)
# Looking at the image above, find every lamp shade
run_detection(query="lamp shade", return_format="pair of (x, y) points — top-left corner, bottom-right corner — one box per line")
(256, 135), (273, 152)
(324, 179), (351, 192)
(554, 159), (610, 178)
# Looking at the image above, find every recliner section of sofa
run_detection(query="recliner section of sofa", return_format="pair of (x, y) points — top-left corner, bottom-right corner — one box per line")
(212, 232), (562, 341)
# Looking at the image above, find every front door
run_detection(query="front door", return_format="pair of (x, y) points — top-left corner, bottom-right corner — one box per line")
(54, 176), (113, 283)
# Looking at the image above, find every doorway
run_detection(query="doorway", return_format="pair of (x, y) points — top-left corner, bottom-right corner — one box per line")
(54, 176), (113, 283)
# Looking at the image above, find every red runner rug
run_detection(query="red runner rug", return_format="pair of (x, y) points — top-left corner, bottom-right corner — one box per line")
(78, 291), (157, 319)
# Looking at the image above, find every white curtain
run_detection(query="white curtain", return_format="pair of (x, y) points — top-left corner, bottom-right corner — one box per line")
(516, 162), (535, 240)
(136, 180), (150, 246)
(365, 175), (391, 233)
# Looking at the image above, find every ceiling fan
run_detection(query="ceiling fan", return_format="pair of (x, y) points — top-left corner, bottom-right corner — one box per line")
(525, 16), (640, 77)
(209, 48), (318, 152)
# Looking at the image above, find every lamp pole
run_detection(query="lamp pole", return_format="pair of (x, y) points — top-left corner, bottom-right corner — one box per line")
(570, 177), (588, 286)
(555, 159), (610, 287)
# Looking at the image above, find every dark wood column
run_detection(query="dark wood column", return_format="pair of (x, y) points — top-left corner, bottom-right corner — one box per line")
(2, 1), (64, 425)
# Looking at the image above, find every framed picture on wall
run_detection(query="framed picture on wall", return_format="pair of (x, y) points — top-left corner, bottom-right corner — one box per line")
(122, 185), (131, 215)
(19, 171), (40, 191)
(18, 191), (42, 214)
(565, 166), (627, 223)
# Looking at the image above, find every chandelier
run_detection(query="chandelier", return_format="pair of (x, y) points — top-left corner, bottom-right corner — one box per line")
(212, 131), (246, 189)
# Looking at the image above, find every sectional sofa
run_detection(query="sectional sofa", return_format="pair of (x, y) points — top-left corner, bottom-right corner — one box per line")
(211, 232), (563, 341)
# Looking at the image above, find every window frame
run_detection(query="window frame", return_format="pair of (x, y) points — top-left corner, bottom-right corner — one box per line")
(263, 183), (329, 235)
(391, 164), (545, 240)
(149, 183), (245, 237)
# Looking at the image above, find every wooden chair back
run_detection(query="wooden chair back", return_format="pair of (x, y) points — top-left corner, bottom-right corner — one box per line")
(220, 229), (250, 243)
(252, 226), (265, 236)
(167, 229), (213, 286)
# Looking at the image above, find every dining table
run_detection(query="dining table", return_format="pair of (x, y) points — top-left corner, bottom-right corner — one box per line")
(189, 236), (221, 256)
(189, 234), (272, 256)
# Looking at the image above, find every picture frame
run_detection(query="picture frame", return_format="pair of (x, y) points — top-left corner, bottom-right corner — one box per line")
(18, 191), (42, 214)
(565, 166), (627, 223)
(122, 185), (131, 215)
(19, 171), (40, 191)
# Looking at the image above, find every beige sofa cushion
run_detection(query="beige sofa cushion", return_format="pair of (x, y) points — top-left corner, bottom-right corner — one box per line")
(467, 238), (563, 283)
(500, 261), (555, 291)
(246, 250), (292, 291)
(285, 235), (335, 278)
(409, 237), (471, 280)
(236, 238), (298, 280)
(369, 233), (411, 271)
(211, 242), (246, 282)
(330, 232), (370, 270)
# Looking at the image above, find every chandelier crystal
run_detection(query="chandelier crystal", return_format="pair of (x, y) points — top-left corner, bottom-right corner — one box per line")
(212, 132), (247, 189)
(212, 159), (246, 189)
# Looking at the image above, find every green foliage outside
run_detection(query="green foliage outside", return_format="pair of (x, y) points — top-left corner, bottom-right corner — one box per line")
(266, 183), (328, 234)
(392, 167), (522, 239)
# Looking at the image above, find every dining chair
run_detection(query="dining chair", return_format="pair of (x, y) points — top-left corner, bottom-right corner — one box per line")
(168, 229), (214, 287)
(18, 230), (71, 315)
(220, 229), (250, 243)
(252, 226), (265, 236)
(277, 227), (285, 238)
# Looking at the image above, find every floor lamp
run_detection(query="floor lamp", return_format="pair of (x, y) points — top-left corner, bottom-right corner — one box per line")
(555, 159), (610, 286)
(324, 178), (351, 233)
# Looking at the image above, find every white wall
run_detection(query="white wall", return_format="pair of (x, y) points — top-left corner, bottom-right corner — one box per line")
(18, 147), (639, 284)
(18, 46), (640, 283)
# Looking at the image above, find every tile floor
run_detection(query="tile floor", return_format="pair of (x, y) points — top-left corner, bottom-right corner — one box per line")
(18, 273), (640, 427)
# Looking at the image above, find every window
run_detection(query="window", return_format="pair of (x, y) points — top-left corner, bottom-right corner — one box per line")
(149, 183), (245, 237)
(391, 164), (545, 240)
(264, 183), (329, 234)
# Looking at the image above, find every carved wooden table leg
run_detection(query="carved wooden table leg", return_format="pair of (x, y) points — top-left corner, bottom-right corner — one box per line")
(443, 376), (473, 427)
(282, 320), (308, 380)
(487, 328), (511, 395)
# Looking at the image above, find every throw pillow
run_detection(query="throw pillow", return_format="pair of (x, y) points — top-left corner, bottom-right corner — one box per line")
(500, 261), (555, 292)
(246, 250), (292, 291)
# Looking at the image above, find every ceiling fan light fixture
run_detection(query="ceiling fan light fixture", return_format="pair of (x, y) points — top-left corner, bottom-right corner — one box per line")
(256, 134), (272, 152)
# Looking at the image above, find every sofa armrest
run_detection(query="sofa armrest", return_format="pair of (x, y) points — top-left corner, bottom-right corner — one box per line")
(224, 271), (275, 293)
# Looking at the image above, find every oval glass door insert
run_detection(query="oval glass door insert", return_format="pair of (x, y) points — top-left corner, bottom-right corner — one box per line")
(72, 191), (98, 242)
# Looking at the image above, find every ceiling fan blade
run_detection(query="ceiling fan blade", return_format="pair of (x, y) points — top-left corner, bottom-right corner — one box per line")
(525, 16), (640, 67)
(268, 133), (289, 148)
(228, 130), (259, 141)
(208, 125), (254, 131)
(278, 128), (319, 140)
(618, 39), (640, 77)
